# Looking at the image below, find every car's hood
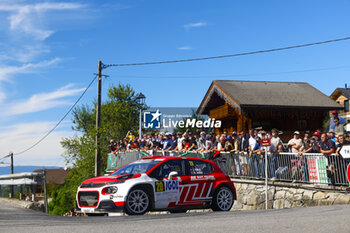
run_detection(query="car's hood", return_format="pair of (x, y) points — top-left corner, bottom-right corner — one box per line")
(81, 174), (141, 186)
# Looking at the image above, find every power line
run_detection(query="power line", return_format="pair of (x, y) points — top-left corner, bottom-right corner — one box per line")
(112, 65), (350, 79)
(104, 36), (350, 68)
(0, 75), (97, 160)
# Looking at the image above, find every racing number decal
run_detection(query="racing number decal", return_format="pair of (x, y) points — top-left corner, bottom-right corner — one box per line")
(155, 180), (179, 192)
(155, 181), (164, 192)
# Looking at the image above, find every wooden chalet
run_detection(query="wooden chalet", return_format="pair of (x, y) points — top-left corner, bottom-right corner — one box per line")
(330, 85), (350, 131)
(197, 80), (342, 137)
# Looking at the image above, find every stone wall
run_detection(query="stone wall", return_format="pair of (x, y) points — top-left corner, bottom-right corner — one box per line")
(231, 179), (350, 210)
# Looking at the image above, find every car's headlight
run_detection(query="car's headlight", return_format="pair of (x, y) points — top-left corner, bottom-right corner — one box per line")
(102, 186), (118, 195)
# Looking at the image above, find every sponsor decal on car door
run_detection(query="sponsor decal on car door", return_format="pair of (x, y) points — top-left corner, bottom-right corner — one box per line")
(173, 160), (214, 207)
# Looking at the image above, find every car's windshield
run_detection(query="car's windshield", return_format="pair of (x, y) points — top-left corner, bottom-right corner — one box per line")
(110, 160), (161, 176)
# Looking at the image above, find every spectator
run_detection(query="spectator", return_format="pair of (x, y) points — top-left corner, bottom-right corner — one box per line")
(126, 130), (136, 142)
(318, 133), (336, 185)
(319, 133), (336, 155)
(238, 131), (249, 175)
(108, 139), (117, 155)
(231, 133), (239, 152)
(300, 136), (313, 153)
(187, 132), (198, 151)
(287, 131), (302, 153)
(198, 136), (208, 152)
(248, 129), (257, 152)
(230, 133), (241, 176)
(310, 131), (322, 153)
(329, 110), (348, 132)
(206, 135), (214, 151)
(271, 129), (283, 152)
(163, 133), (173, 151)
(335, 134), (350, 184)
(176, 132), (184, 152)
(213, 135), (220, 150)
(217, 135), (226, 151)
(267, 136), (278, 179)
(253, 137), (266, 177)
(248, 135), (259, 178)
(155, 134), (164, 150)
(194, 132), (201, 150)
(328, 131), (336, 143)
(224, 135), (234, 152)
(333, 117), (345, 136)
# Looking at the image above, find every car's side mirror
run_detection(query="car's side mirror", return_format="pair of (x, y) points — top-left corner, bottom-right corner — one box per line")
(168, 171), (178, 180)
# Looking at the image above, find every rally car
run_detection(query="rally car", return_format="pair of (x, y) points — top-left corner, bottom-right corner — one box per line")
(76, 156), (236, 215)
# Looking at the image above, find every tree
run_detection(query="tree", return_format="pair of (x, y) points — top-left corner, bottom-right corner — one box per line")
(49, 83), (141, 215)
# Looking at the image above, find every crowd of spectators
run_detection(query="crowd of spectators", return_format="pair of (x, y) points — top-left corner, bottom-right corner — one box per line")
(109, 129), (350, 155)
(108, 123), (350, 185)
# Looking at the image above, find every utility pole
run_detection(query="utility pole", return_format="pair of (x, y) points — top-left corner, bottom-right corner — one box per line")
(43, 169), (48, 213)
(10, 152), (14, 198)
(95, 60), (102, 177)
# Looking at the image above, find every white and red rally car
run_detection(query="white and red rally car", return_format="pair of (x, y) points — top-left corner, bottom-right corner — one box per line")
(76, 156), (236, 215)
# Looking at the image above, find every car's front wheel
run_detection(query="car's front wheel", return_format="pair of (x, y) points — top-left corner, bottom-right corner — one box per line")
(125, 188), (150, 215)
(211, 186), (234, 211)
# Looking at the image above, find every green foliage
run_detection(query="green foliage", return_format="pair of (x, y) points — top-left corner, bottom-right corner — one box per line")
(49, 83), (141, 215)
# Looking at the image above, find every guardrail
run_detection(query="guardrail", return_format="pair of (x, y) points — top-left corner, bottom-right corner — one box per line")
(106, 151), (350, 186)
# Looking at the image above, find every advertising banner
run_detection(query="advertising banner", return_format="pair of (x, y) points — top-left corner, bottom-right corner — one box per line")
(307, 156), (328, 185)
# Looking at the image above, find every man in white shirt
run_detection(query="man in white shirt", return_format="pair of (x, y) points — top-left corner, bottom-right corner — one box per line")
(176, 132), (184, 152)
(287, 131), (302, 153)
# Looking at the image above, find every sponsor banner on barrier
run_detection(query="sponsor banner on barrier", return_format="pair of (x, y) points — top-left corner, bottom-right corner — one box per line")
(307, 156), (328, 185)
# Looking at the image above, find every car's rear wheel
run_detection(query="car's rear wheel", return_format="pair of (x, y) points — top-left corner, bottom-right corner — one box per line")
(125, 188), (150, 215)
(211, 186), (234, 211)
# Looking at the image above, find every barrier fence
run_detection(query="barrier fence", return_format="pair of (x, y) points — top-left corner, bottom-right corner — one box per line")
(106, 151), (350, 186)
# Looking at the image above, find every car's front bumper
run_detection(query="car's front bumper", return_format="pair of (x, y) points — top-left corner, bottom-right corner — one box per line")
(77, 200), (125, 213)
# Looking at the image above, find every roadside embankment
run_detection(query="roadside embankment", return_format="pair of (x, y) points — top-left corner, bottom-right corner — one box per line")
(232, 178), (350, 210)
(0, 197), (44, 212)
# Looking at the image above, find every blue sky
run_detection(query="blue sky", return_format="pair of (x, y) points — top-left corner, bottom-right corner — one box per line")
(0, 0), (350, 167)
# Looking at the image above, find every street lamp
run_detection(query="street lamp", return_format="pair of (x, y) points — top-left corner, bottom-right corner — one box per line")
(136, 93), (146, 139)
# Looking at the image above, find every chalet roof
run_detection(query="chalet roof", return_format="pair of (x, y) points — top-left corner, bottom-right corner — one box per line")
(198, 80), (342, 114)
(331, 88), (350, 99)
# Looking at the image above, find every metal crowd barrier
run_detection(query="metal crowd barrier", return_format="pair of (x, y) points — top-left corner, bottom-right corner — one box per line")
(106, 151), (350, 186)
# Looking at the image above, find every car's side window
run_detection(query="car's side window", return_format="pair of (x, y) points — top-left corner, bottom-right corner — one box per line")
(160, 159), (184, 177)
(150, 159), (184, 178)
(185, 160), (214, 176)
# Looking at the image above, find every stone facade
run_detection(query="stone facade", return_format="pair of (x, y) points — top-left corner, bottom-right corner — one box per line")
(231, 179), (350, 210)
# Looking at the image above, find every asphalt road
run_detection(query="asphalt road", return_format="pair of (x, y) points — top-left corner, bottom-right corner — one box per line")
(1, 201), (350, 233)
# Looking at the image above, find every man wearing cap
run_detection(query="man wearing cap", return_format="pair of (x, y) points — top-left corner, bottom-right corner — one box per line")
(287, 131), (302, 153)
(310, 131), (322, 153)
(198, 136), (208, 152)
(329, 110), (348, 132)
(224, 135), (234, 151)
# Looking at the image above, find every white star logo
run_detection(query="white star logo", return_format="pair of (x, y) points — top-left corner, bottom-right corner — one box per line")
(151, 109), (162, 122)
